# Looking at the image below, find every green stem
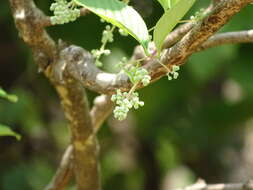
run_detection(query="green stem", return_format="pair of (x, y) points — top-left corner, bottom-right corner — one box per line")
(127, 82), (139, 98)
(95, 25), (116, 64)
(157, 59), (171, 73)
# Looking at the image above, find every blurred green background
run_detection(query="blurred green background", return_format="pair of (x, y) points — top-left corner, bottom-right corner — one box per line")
(1, 0), (253, 189)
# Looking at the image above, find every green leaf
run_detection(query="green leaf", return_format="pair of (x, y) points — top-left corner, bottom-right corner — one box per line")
(0, 87), (18, 103)
(156, 0), (180, 10)
(153, 0), (196, 53)
(74, 0), (150, 54)
(0, 124), (21, 140)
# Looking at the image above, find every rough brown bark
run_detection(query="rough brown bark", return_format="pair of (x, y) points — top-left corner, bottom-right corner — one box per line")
(55, 77), (100, 190)
(44, 94), (114, 190)
(8, 0), (101, 189)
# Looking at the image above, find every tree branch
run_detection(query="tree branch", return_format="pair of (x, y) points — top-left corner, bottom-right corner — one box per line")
(44, 94), (114, 190)
(197, 30), (253, 51)
(8, 0), (57, 70)
(90, 94), (114, 133)
(51, 0), (253, 94)
(162, 22), (195, 49)
(149, 0), (253, 81)
(9, 1), (100, 189)
(175, 180), (253, 190)
(54, 74), (100, 190)
(162, 2), (216, 49)
(44, 146), (74, 190)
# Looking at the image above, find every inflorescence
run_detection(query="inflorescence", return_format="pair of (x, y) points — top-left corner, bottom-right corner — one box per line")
(50, 0), (80, 25)
(91, 24), (115, 67)
(50, 0), (181, 121)
(91, 23), (129, 67)
(111, 57), (151, 120)
(111, 90), (144, 121)
(167, 65), (180, 80)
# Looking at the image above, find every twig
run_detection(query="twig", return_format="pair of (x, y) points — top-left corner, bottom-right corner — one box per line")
(44, 146), (74, 190)
(90, 94), (114, 133)
(197, 30), (253, 51)
(175, 179), (253, 190)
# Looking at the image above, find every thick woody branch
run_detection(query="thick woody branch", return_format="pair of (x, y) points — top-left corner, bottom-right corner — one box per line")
(149, 0), (253, 80)
(168, 0), (252, 57)
(9, 1), (100, 189)
(162, 3), (216, 49)
(162, 22), (195, 49)
(54, 74), (100, 190)
(44, 94), (114, 190)
(52, 46), (131, 94)
(8, 0), (57, 69)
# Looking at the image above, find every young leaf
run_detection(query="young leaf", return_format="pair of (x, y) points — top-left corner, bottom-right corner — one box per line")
(154, 0), (196, 53)
(156, 0), (180, 10)
(0, 87), (18, 103)
(169, 0), (181, 8)
(0, 124), (21, 140)
(156, 0), (170, 10)
(74, 0), (150, 54)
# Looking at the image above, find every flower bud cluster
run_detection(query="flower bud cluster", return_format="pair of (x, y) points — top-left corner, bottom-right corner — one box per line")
(91, 25), (114, 67)
(50, 0), (80, 25)
(118, 57), (151, 86)
(130, 67), (151, 86)
(167, 65), (180, 80)
(111, 57), (151, 120)
(102, 25), (114, 43)
(111, 90), (144, 120)
(91, 49), (111, 67)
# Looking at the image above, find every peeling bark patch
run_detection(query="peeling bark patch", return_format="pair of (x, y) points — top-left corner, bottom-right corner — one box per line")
(15, 9), (25, 19)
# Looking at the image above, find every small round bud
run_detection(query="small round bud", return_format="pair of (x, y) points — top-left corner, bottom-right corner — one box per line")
(173, 72), (179, 79)
(103, 49), (111, 55)
(172, 65), (180, 72)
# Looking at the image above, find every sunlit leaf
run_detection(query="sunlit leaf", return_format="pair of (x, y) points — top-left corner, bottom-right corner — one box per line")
(156, 0), (180, 10)
(0, 124), (21, 140)
(74, 0), (150, 54)
(154, 0), (196, 53)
